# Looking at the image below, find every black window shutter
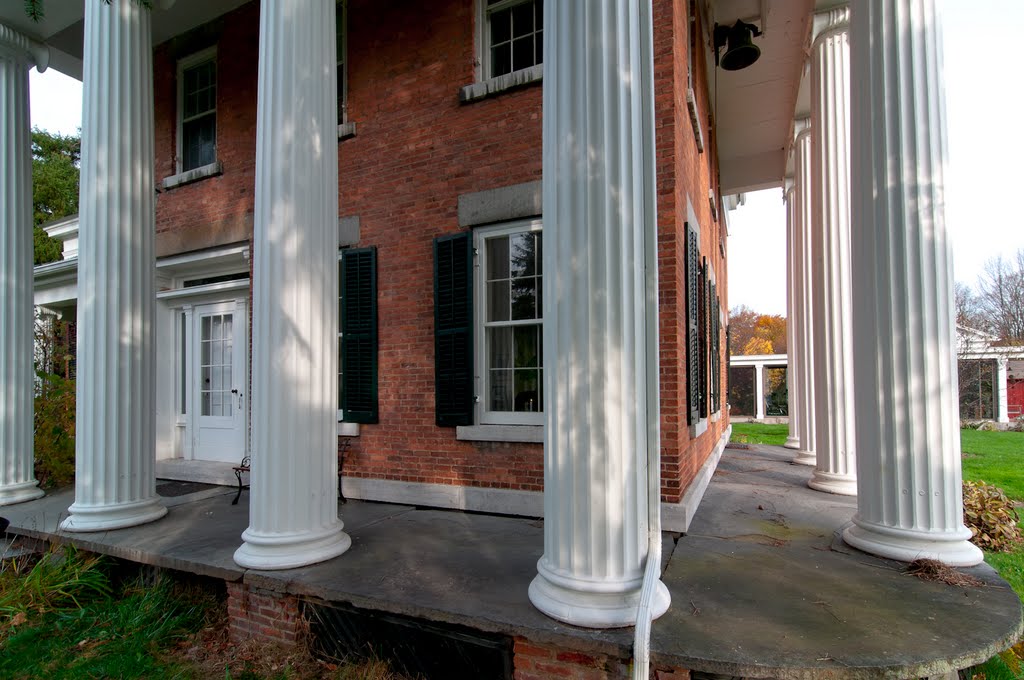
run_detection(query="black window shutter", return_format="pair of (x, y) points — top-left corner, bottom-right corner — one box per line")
(341, 247), (379, 423)
(686, 226), (700, 426)
(433, 233), (474, 427)
(699, 256), (708, 419)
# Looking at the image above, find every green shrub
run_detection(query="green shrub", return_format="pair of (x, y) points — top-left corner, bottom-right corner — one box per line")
(33, 371), (76, 488)
(963, 481), (1023, 552)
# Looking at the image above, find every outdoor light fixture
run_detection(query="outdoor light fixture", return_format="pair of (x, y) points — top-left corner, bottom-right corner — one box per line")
(714, 20), (763, 71)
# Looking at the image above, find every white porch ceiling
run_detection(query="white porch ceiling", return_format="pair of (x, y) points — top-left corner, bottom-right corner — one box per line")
(705, 0), (844, 194)
(0, 0), (249, 80)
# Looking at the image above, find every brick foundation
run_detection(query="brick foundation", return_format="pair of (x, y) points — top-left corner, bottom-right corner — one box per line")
(512, 638), (690, 680)
(226, 581), (302, 647)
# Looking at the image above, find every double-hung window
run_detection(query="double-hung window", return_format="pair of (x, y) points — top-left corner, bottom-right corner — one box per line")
(177, 48), (217, 173)
(476, 220), (543, 425)
(482, 0), (543, 79)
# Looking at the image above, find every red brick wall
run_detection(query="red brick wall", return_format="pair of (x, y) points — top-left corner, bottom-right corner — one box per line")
(512, 638), (691, 680)
(653, 0), (730, 503)
(150, 0), (728, 504)
(227, 581), (302, 647)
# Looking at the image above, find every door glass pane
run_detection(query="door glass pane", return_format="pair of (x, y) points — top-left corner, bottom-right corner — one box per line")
(199, 312), (234, 417)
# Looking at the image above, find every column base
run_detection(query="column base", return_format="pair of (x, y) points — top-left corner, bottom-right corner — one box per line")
(234, 523), (351, 570)
(60, 496), (167, 532)
(843, 517), (983, 567)
(528, 561), (671, 629)
(784, 437), (801, 450)
(0, 480), (44, 507)
(808, 470), (857, 496)
(792, 449), (817, 466)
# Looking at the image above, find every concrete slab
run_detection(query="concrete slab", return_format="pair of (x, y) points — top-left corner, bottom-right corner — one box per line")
(1, 443), (1020, 679)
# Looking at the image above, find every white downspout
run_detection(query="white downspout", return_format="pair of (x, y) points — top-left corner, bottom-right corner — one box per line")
(633, 0), (663, 673)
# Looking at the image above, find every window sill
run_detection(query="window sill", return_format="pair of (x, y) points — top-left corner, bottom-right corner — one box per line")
(459, 64), (543, 104)
(711, 411), (721, 423)
(161, 161), (223, 191)
(456, 424), (543, 443)
(337, 422), (360, 437)
(338, 121), (357, 140)
(689, 418), (709, 439)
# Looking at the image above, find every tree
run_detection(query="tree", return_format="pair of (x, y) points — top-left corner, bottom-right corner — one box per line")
(728, 305), (787, 355)
(974, 251), (1024, 344)
(32, 128), (80, 265)
(24, 0), (152, 22)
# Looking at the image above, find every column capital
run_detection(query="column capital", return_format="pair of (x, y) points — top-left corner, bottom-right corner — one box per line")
(810, 6), (850, 50)
(784, 176), (795, 200)
(793, 116), (811, 142)
(0, 24), (48, 72)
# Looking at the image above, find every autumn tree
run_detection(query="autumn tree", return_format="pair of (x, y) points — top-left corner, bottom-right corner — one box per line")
(728, 305), (787, 355)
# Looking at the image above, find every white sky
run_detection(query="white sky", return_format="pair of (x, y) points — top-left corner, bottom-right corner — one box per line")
(29, 2), (1024, 319)
(727, 0), (1024, 316)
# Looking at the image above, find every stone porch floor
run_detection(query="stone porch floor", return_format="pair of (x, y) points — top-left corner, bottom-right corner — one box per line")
(1, 443), (1021, 679)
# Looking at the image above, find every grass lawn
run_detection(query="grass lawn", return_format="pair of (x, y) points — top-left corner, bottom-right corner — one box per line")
(961, 429), (1024, 500)
(949, 430), (1023, 680)
(729, 422), (789, 446)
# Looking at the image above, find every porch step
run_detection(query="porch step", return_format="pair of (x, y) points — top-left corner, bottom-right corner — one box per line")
(156, 459), (239, 486)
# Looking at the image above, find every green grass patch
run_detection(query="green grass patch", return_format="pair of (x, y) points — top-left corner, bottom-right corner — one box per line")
(730, 422), (790, 447)
(0, 545), (212, 680)
(961, 429), (1024, 501)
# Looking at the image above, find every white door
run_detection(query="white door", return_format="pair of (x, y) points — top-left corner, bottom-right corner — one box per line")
(192, 302), (246, 463)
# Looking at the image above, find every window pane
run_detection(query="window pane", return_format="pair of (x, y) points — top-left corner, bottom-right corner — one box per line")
(491, 8), (511, 44)
(488, 280), (510, 321)
(513, 369), (540, 411)
(491, 43), (512, 78)
(511, 2), (534, 37)
(514, 325), (539, 368)
(201, 365), (211, 388)
(489, 369), (513, 411)
(201, 340), (210, 365)
(183, 115), (216, 171)
(201, 391), (211, 416)
(512, 36), (534, 71)
(487, 236), (510, 280)
(489, 326), (513, 369)
(535, 29), (543, 64)
(511, 277), (537, 320)
(510, 233), (535, 276)
(536, 0), (543, 29)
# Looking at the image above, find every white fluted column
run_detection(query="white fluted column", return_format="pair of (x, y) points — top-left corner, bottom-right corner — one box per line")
(754, 363), (766, 421)
(842, 0), (982, 566)
(528, 0), (669, 628)
(0, 26), (46, 506)
(783, 179), (800, 448)
(791, 121), (817, 467)
(234, 1), (350, 570)
(808, 8), (857, 496)
(996, 358), (1009, 424)
(61, 3), (166, 531)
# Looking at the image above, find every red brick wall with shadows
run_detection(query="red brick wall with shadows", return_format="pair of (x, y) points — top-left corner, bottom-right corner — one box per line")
(150, 0), (728, 506)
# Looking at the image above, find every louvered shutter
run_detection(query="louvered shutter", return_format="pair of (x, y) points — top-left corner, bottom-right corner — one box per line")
(433, 233), (474, 427)
(686, 226), (700, 426)
(699, 257), (708, 419)
(341, 247), (378, 423)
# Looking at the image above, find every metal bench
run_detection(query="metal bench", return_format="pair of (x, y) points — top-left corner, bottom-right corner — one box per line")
(231, 439), (352, 506)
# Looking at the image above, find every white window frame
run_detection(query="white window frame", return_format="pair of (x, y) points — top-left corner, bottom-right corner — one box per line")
(473, 218), (544, 426)
(176, 47), (218, 175)
(336, 0), (348, 127)
(476, 0), (543, 81)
